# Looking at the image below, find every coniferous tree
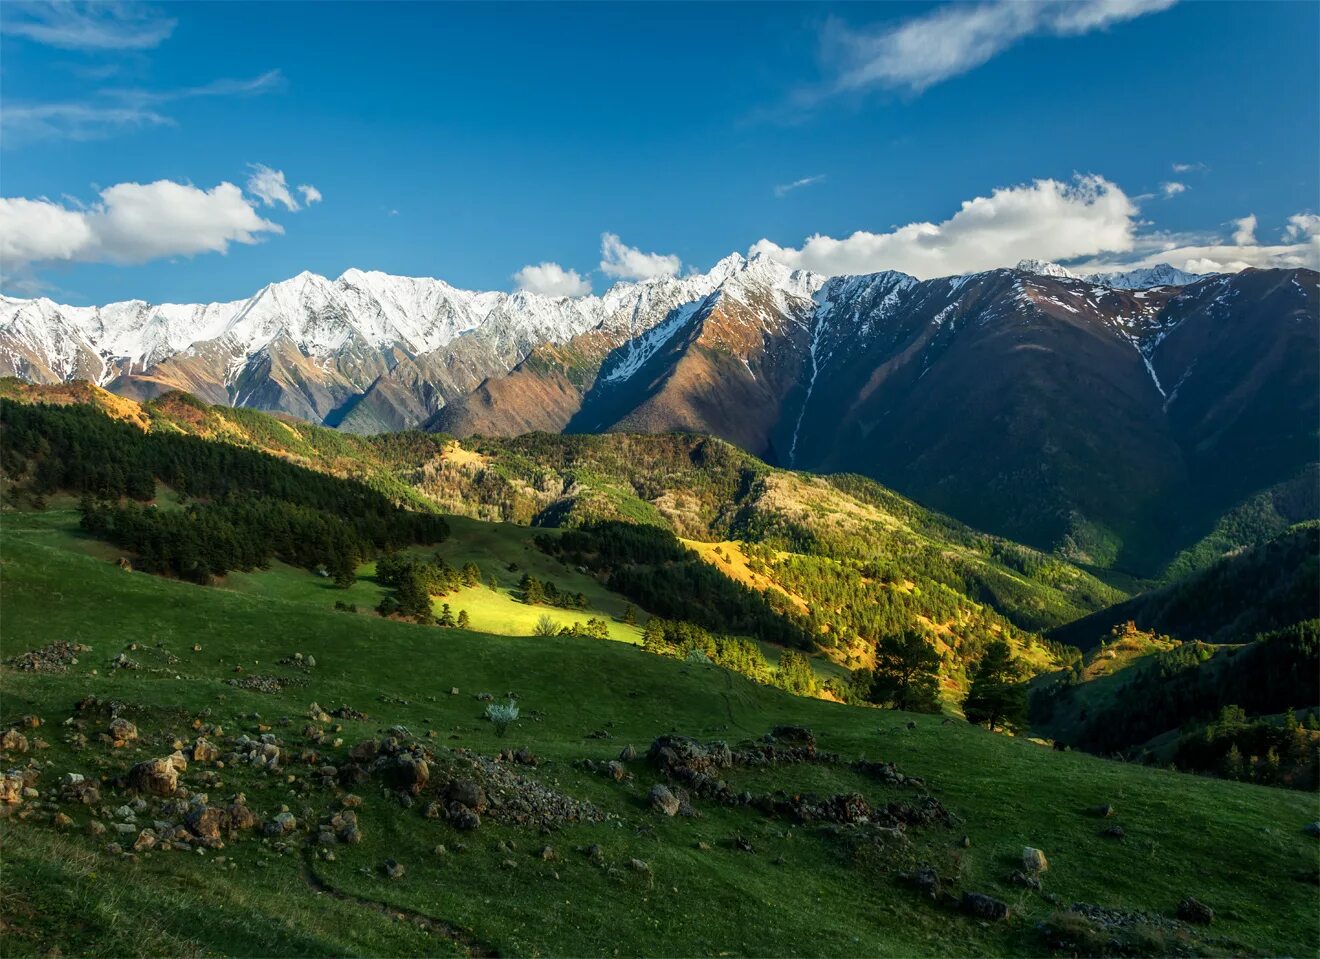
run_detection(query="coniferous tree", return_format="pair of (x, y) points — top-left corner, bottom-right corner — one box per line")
(456, 609), (470, 629)
(963, 639), (1027, 732)
(869, 629), (942, 713)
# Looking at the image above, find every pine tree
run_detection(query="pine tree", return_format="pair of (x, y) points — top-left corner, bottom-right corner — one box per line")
(963, 640), (1027, 732)
(642, 618), (668, 654)
(438, 603), (456, 627)
(456, 609), (470, 629)
(622, 604), (637, 626)
(868, 629), (942, 713)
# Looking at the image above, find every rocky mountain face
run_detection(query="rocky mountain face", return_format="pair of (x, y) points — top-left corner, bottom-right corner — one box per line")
(4, 257), (1315, 571)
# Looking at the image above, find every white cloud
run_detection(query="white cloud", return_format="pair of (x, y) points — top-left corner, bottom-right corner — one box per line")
(599, 233), (681, 281)
(0, 1), (175, 51)
(820, 0), (1177, 95)
(512, 262), (591, 298)
(1072, 213), (1320, 275)
(297, 184), (323, 206)
(1171, 161), (1208, 173)
(1231, 214), (1257, 246)
(0, 102), (173, 143)
(1160, 181), (1187, 197)
(752, 174), (1137, 279)
(3, 70), (283, 147)
(774, 175), (826, 198)
(0, 178), (285, 270)
(246, 164), (301, 211)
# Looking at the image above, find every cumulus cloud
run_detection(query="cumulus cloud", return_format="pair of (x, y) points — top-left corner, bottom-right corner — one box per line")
(1071, 213), (1320, 275)
(0, 178), (286, 270)
(1160, 181), (1187, 197)
(297, 184), (323, 206)
(512, 262), (591, 298)
(775, 175), (827, 198)
(599, 233), (681, 281)
(1231, 214), (1257, 246)
(751, 174), (1137, 279)
(0, 1), (175, 51)
(819, 0), (1177, 96)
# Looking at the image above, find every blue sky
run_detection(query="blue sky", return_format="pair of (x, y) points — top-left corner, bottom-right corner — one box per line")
(2, 1), (1317, 305)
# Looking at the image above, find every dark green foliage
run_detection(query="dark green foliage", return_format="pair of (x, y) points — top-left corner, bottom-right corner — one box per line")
(517, 573), (588, 610)
(375, 553), (468, 623)
(1041, 621), (1320, 768)
(867, 630), (942, 713)
(539, 521), (812, 649)
(964, 640), (1028, 732)
(3, 400), (448, 586)
(1051, 524), (1320, 652)
(1171, 705), (1320, 790)
(456, 609), (471, 629)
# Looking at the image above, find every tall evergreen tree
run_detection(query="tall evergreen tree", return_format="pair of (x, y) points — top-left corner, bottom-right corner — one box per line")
(963, 639), (1027, 732)
(869, 629), (942, 713)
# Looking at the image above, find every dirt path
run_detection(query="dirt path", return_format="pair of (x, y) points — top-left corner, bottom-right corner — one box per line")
(300, 847), (499, 957)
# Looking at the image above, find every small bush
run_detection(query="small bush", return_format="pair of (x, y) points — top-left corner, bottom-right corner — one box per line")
(485, 699), (520, 736)
(533, 614), (559, 637)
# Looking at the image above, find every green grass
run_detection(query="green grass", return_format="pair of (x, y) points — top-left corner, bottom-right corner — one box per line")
(2, 509), (1318, 957)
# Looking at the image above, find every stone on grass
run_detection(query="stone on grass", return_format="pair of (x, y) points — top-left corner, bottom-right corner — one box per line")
(1022, 846), (1049, 873)
(961, 892), (1010, 921)
(648, 784), (680, 817)
(1177, 897), (1214, 925)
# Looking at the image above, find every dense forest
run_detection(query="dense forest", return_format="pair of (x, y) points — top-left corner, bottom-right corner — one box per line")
(538, 521), (813, 649)
(1, 400), (449, 582)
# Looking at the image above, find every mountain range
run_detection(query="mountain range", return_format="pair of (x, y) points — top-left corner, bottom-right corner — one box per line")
(3, 255), (1316, 573)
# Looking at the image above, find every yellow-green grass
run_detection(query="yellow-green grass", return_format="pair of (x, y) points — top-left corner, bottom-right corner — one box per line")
(1, 509), (1318, 958)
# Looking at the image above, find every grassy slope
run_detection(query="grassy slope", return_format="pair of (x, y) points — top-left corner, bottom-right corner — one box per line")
(2, 513), (1318, 957)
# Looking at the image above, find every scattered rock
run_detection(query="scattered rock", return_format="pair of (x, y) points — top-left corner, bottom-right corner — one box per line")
(619, 744), (637, 762)
(448, 779), (487, 813)
(127, 752), (188, 797)
(382, 859), (405, 880)
(108, 718), (138, 746)
(4, 640), (91, 673)
(606, 761), (629, 782)
(1022, 846), (1049, 874)
(1304, 822), (1320, 837)
(1010, 870), (1042, 891)
(265, 812), (297, 837)
(961, 892), (1010, 921)
(447, 804), (481, 831)
(908, 866), (941, 899)
(629, 858), (651, 874)
(1, 729), (29, 753)
(1086, 803), (1116, 818)
(648, 783), (680, 817)
(1177, 897), (1214, 925)
(1102, 824), (1126, 839)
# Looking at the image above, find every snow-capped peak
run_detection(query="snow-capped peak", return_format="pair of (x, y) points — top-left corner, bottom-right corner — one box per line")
(1083, 264), (1206, 289)
(1015, 259), (1078, 279)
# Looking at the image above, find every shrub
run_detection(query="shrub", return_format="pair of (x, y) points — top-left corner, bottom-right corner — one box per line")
(533, 614), (559, 637)
(485, 699), (520, 736)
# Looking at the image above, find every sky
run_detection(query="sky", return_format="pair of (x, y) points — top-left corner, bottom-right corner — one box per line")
(1, 0), (1317, 306)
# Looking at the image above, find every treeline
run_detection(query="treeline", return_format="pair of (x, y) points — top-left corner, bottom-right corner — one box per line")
(538, 521), (812, 649)
(518, 574), (588, 610)
(1170, 705), (1320, 790)
(639, 618), (825, 699)
(2, 401), (448, 582)
(376, 554), (480, 622)
(1034, 620), (1320, 763)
